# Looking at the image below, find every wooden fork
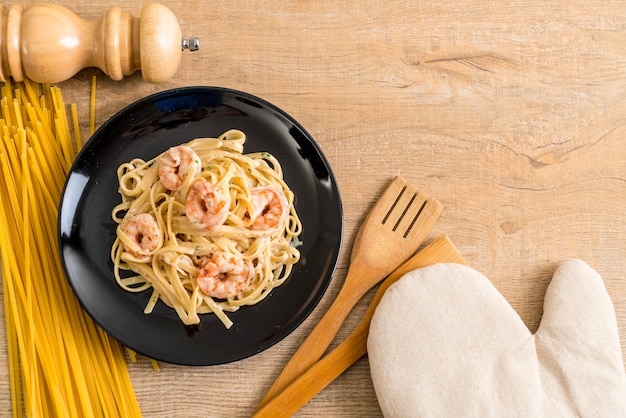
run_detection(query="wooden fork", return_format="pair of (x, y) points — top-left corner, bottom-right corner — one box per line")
(255, 176), (442, 412)
(252, 235), (467, 417)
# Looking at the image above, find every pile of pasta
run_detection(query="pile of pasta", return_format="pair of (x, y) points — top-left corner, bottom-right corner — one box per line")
(0, 79), (141, 417)
(111, 130), (303, 328)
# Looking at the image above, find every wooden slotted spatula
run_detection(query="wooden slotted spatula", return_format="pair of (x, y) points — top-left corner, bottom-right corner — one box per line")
(255, 176), (442, 412)
(252, 235), (467, 417)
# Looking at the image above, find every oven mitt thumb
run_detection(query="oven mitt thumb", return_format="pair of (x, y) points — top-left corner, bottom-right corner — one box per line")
(367, 260), (626, 417)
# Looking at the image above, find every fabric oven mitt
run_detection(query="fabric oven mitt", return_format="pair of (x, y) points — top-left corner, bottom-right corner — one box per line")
(367, 260), (626, 417)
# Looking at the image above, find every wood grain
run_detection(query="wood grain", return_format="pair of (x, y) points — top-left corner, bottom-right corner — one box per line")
(1, 1), (626, 417)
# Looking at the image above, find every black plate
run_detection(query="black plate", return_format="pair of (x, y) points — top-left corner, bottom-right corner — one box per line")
(58, 86), (343, 366)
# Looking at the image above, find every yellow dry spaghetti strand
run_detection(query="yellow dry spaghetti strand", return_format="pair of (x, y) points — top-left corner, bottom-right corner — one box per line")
(90, 76), (96, 135)
(0, 79), (142, 417)
(0, 162), (23, 418)
(71, 103), (82, 153)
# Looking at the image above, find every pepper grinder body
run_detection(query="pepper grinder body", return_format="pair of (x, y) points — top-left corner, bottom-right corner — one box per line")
(1, 2), (193, 84)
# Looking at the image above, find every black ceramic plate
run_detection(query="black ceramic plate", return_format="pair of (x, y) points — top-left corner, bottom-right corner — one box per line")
(58, 87), (343, 366)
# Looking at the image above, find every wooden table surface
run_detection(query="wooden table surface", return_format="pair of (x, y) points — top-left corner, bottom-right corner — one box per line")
(1, 1), (626, 416)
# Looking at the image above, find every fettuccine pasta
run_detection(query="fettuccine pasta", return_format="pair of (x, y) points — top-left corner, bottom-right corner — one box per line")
(111, 129), (302, 327)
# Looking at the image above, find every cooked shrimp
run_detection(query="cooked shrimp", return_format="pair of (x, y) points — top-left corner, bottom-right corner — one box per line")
(121, 213), (162, 260)
(185, 179), (230, 229)
(158, 145), (202, 190)
(248, 186), (289, 230)
(196, 252), (254, 299)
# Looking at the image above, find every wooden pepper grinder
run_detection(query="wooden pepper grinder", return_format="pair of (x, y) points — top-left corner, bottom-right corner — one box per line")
(0, 2), (199, 84)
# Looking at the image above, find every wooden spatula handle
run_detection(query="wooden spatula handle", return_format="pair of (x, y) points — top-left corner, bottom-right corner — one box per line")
(256, 262), (375, 411)
(254, 330), (366, 417)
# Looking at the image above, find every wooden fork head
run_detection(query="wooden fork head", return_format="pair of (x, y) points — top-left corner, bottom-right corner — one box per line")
(351, 176), (443, 277)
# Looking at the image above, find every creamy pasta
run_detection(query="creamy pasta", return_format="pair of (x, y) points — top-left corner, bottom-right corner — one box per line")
(110, 129), (302, 327)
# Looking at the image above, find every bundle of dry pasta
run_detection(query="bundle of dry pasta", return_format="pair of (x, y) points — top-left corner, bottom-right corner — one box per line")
(0, 79), (141, 417)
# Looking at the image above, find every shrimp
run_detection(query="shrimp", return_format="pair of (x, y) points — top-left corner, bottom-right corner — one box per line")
(185, 179), (230, 229)
(196, 251), (254, 299)
(158, 145), (202, 190)
(248, 186), (289, 230)
(121, 213), (162, 260)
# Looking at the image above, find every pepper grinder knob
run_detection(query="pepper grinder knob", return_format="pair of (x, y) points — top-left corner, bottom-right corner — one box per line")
(0, 2), (198, 84)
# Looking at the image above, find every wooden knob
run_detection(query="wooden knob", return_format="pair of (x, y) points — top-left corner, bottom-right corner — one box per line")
(0, 2), (198, 84)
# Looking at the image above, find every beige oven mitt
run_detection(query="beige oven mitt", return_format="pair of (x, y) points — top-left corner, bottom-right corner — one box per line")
(367, 260), (626, 417)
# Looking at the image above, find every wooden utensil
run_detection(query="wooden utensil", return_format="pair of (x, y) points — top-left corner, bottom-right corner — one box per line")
(0, 3), (198, 84)
(255, 176), (443, 412)
(252, 235), (467, 417)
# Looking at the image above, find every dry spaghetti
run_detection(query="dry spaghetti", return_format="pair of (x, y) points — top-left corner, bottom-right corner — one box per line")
(0, 78), (141, 417)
